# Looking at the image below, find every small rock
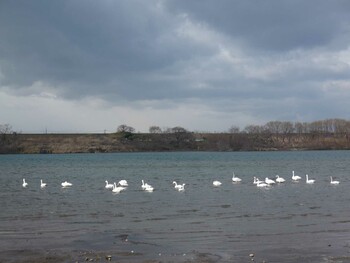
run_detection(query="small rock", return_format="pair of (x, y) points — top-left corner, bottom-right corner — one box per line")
(249, 253), (255, 258)
(105, 255), (112, 261)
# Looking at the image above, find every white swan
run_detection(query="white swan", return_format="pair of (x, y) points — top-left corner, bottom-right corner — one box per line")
(22, 178), (28, 188)
(144, 185), (154, 192)
(257, 181), (268, 187)
(330, 176), (340, 185)
(173, 181), (185, 191)
(232, 172), (242, 183)
(213, 180), (222, 186)
(118, 180), (128, 187)
(61, 181), (72, 187)
(112, 182), (125, 193)
(253, 177), (263, 184)
(40, 179), (47, 188)
(141, 180), (154, 192)
(105, 180), (114, 189)
(305, 174), (315, 184)
(275, 175), (285, 183)
(141, 180), (149, 189)
(265, 177), (275, 185)
(292, 170), (302, 181)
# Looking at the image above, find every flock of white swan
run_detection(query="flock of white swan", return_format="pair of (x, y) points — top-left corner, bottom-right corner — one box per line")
(21, 170), (340, 193)
(209, 171), (339, 188)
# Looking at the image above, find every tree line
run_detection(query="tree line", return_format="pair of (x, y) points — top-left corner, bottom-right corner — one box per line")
(116, 118), (350, 135)
(239, 119), (350, 135)
(117, 124), (188, 134)
(2, 118), (350, 137)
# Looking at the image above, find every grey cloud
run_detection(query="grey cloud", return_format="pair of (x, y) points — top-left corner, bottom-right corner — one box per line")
(2, 1), (349, 91)
(1, 0), (210, 98)
(166, 0), (350, 52)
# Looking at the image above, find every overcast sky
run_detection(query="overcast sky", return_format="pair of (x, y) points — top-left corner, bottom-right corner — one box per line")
(1, 0), (350, 133)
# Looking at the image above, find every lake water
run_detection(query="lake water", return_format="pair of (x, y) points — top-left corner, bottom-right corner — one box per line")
(1, 151), (350, 262)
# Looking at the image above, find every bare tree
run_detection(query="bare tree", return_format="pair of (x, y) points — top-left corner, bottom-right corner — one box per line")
(0, 124), (13, 143)
(228, 125), (240, 133)
(280, 121), (294, 134)
(0, 124), (12, 134)
(0, 124), (20, 153)
(117, 124), (135, 133)
(149, 126), (162, 133)
(294, 122), (306, 134)
(333, 119), (349, 134)
(168, 126), (193, 146)
(265, 121), (282, 134)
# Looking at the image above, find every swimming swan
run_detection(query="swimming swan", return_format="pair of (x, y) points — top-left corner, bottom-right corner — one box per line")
(275, 175), (286, 183)
(265, 177), (276, 185)
(40, 179), (47, 188)
(105, 180), (114, 189)
(112, 182), (125, 193)
(118, 180), (128, 187)
(61, 181), (72, 187)
(292, 171), (302, 181)
(257, 181), (268, 187)
(173, 181), (185, 191)
(213, 180), (222, 186)
(305, 174), (315, 184)
(232, 172), (242, 183)
(330, 176), (340, 185)
(144, 185), (154, 192)
(253, 177), (263, 184)
(141, 180), (149, 189)
(141, 180), (154, 192)
(22, 179), (28, 188)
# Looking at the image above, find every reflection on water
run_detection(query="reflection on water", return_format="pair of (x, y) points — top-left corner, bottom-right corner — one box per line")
(0, 151), (350, 262)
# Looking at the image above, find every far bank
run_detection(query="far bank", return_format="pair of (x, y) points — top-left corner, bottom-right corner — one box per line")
(1, 132), (350, 154)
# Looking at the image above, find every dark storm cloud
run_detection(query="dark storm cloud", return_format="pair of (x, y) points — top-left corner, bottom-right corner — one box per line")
(0, 0), (212, 99)
(1, 0), (350, 130)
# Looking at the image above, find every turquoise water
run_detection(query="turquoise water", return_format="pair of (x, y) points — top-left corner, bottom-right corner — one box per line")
(1, 151), (350, 262)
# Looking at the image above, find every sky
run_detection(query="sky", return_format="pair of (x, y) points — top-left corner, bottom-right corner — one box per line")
(1, 0), (350, 133)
